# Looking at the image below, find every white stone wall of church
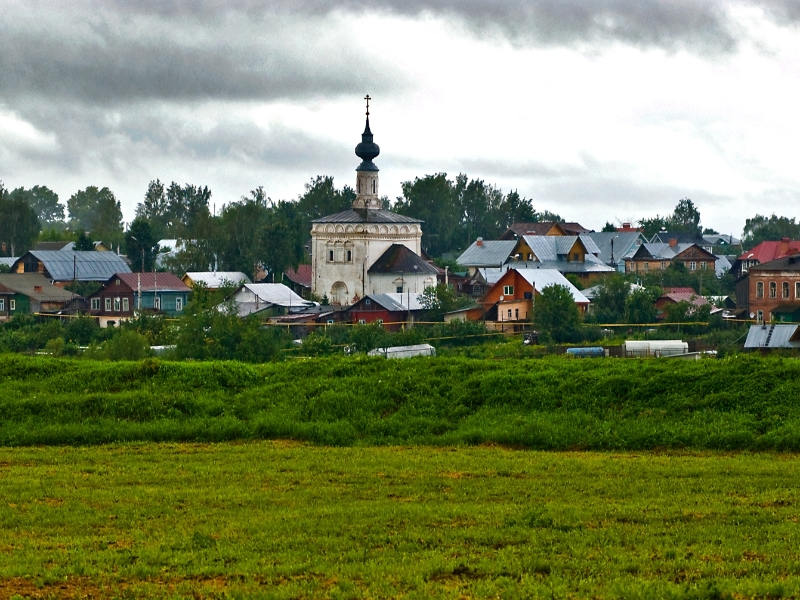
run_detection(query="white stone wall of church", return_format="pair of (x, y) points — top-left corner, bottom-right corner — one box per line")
(369, 272), (436, 296)
(311, 226), (422, 304)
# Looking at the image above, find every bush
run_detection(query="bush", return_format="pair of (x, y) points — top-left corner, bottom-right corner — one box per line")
(103, 331), (151, 361)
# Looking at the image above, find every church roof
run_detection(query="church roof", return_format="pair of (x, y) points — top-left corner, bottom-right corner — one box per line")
(312, 208), (422, 224)
(368, 244), (439, 275)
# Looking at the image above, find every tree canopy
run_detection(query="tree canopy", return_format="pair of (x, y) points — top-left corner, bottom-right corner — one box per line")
(68, 186), (123, 248)
(742, 214), (800, 250)
(0, 183), (40, 256)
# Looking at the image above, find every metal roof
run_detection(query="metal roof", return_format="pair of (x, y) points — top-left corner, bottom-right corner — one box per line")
(312, 208), (422, 224)
(368, 244), (438, 274)
(585, 232), (645, 265)
(457, 240), (517, 267)
(184, 271), (251, 288)
(363, 292), (426, 312)
(113, 272), (191, 293)
(283, 265), (312, 288)
(0, 257), (18, 268)
(509, 268), (590, 303)
(744, 324), (800, 348)
(18, 250), (131, 281)
(238, 283), (313, 308)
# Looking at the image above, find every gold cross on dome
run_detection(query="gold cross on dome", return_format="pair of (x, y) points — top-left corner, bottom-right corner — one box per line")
(365, 94), (371, 116)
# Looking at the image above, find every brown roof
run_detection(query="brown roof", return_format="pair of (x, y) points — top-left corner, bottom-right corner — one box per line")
(503, 221), (589, 239)
(284, 265), (312, 288)
(0, 273), (77, 302)
(106, 272), (191, 293)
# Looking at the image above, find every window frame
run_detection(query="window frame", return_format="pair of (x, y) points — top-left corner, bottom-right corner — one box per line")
(9, 300), (14, 311)
(154, 296), (161, 310)
(756, 282), (764, 298)
(503, 285), (514, 296)
(114, 297), (121, 312)
(91, 298), (100, 311)
(122, 297), (129, 312)
(176, 297), (183, 312)
(783, 282), (790, 299)
(689, 261), (697, 271)
(769, 282), (777, 298)
(105, 297), (112, 312)
(0, 299), (4, 311)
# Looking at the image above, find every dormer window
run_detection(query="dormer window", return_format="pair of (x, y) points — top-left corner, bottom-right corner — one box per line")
(116, 279), (120, 285)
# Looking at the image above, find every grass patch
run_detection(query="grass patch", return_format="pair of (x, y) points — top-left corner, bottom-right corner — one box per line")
(1, 353), (800, 450)
(0, 443), (798, 598)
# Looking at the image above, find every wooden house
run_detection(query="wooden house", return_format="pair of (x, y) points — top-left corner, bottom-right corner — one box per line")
(88, 272), (191, 324)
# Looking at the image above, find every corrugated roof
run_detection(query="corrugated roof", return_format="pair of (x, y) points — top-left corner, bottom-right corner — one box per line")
(510, 268), (590, 303)
(0, 273), (77, 302)
(456, 240), (517, 267)
(113, 272), (191, 293)
(659, 291), (708, 306)
(368, 244), (439, 274)
(523, 236), (557, 261)
(747, 254), (800, 272)
(18, 250), (131, 281)
(738, 241), (800, 264)
(312, 209), (422, 224)
(363, 292), (425, 312)
(585, 232), (645, 265)
(185, 271), (251, 288)
(0, 257), (18, 268)
(240, 283), (313, 308)
(744, 324), (800, 348)
(283, 265), (312, 288)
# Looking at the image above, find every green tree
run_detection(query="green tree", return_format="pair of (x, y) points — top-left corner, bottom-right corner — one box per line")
(419, 283), (473, 321)
(9, 185), (64, 227)
(125, 218), (158, 272)
(625, 287), (660, 324)
(395, 173), (460, 257)
(742, 214), (800, 249)
(638, 216), (669, 240)
(590, 274), (629, 324)
(67, 186), (123, 247)
(534, 285), (582, 343)
(495, 190), (537, 232)
(135, 179), (171, 241)
(74, 230), (94, 251)
(602, 222), (616, 232)
(668, 198), (701, 235)
(0, 188), (40, 256)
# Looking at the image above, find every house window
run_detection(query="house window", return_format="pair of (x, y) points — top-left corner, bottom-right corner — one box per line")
(757, 282), (764, 298)
(122, 298), (129, 312)
(515, 308), (519, 320)
(503, 285), (514, 296)
(396, 286), (403, 293)
(365, 299), (371, 305)
(346, 250), (352, 262)
(643, 262), (649, 272)
(105, 297), (112, 311)
(757, 310), (764, 323)
(527, 253), (533, 261)
(372, 180), (376, 194)
(769, 282), (777, 298)
(700, 262), (707, 270)
(114, 297), (121, 312)
(154, 297), (161, 310)
(91, 298), (100, 311)
(9, 300), (14, 311)
(689, 261), (697, 271)
(327, 319), (334, 325)
(328, 250), (334, 262)
(796, 282), (800, 299)
(358, 319), (366, 325)
(0, 299), (4, 311)
(116, 279), (120, 285)
(176, 297), (183, 311)
(783, 282), (790, 298)
(661, 262), (666, 270)
(376, 319), (383, 326)
(507, 309), (512, 319)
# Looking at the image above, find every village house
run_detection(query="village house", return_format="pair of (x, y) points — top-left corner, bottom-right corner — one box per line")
(345, 293), (426, 330)
(654, 287), (710, 319)
(11, 248), (131, 287)
(283, 265), (312, 299)
(584, 231), (646, 272)
(0, 273), (77, 320)
(88, 272), (191, 325)
(226, 283), (314, 318)
(735, 254), (800, 323)
(479, 268), (589, 327)
(499, 221), (589, 240)
(625, 242), (719, 276)
(730, 238), (800, 279)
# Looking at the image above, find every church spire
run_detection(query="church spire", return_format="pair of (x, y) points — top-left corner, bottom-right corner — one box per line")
(353, 95), (381, 210)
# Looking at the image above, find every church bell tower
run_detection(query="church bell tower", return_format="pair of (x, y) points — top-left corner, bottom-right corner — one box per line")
(352, 95), (381, 210)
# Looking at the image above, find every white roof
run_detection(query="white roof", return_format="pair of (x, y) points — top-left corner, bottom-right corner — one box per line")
(185, 271), (251, 288)
(378, 292), (426, 311)
(240, 283), (312, 308)
(511, 268), (590, 303)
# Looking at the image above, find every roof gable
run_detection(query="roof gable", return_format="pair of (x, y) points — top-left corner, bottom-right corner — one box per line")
(368, 244), (438, 275)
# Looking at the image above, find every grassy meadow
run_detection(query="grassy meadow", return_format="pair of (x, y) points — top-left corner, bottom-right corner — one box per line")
(1, 353), (800, 450)
(0, 442), (799, 599)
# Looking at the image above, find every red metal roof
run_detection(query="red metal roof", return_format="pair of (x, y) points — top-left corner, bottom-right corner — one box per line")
(284, 264), (312, 288)
(659, 291), (708, 306)
(738, 240), (800, 264)
(663, 287), (697, 294)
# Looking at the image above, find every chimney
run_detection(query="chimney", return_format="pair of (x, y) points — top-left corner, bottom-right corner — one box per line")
(34, 286), (42, 293)
(669, 238), (678, 247)
(476, 237), (483, 247)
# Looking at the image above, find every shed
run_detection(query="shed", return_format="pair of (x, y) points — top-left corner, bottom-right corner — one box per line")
(744, 324), (800, 349)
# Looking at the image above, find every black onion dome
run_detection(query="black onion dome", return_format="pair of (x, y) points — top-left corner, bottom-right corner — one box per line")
(355, 117), (380, 171)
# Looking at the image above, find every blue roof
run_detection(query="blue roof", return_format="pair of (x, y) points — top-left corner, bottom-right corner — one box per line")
(22, 250), (131, 281)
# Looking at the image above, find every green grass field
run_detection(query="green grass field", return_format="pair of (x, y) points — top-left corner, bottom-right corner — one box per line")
(0, 442), (798, 599)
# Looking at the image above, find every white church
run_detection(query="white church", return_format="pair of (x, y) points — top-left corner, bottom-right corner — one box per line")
(311, 99), (438, 305)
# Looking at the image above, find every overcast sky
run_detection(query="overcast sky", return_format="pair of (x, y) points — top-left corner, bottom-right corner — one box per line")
(2, 0), (800, 237)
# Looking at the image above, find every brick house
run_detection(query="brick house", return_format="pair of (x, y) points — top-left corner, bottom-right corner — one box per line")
(730, 238), (800, 279)
(736, 254), (800, 323)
